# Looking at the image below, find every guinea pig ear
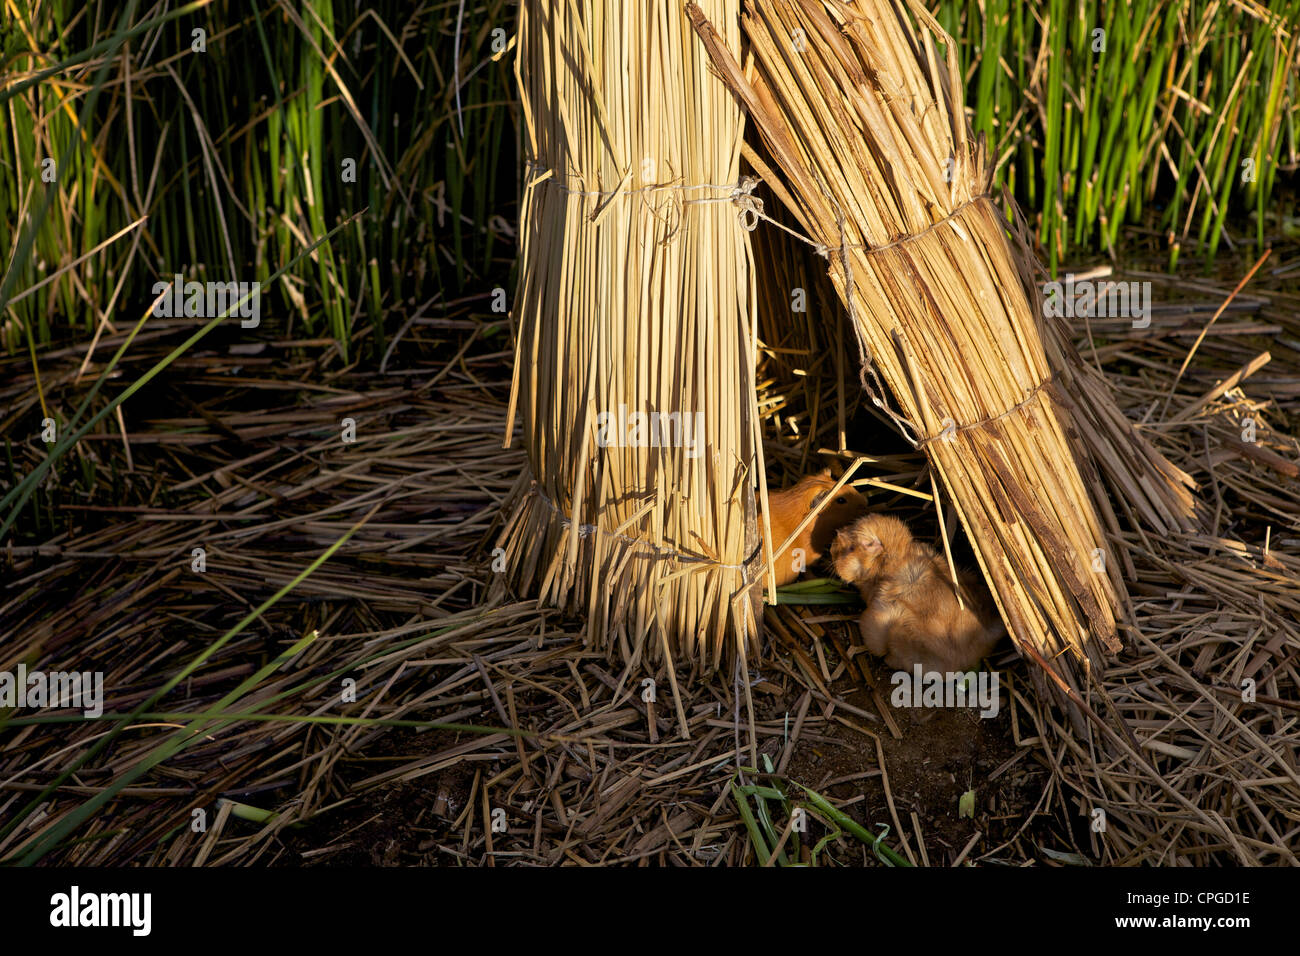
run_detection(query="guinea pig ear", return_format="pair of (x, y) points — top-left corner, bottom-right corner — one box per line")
(809, 489), (828, 509)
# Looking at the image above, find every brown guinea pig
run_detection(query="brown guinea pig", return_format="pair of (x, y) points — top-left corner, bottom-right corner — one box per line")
(759, 468), (868, 587)
(830, 513), (1003, 673)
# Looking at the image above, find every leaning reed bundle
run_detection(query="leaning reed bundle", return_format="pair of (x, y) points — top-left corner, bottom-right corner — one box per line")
(497, 1), (764, 674)
(688, 0), (1183, 706)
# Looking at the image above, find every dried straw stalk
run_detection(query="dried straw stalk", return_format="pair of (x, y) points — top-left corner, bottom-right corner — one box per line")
(687, 0), (1199, 706)
(498, 1), (765, 673)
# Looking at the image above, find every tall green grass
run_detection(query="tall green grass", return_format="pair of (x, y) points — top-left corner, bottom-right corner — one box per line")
(1, 0), (1295, 362)
(936, 0), (1299, 273)
(0, 0), (516, 358)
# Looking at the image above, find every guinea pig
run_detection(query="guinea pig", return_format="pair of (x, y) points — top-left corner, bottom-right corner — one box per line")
(830, 513), (1003, 673)
(759, 467), (868, 587)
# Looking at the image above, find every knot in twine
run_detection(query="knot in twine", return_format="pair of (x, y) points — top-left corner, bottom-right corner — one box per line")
(730, 176), (763, 231)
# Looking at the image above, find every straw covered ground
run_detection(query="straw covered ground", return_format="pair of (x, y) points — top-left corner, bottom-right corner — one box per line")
(2, 243), (1298, 865)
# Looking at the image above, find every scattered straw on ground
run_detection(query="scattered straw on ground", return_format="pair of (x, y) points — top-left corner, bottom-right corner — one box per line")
(2, 249), (1298, 864)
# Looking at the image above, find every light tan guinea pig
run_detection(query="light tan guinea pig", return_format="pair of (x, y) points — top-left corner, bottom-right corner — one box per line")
(830, 513), (1003, 673)
(759, 468), (868, 587)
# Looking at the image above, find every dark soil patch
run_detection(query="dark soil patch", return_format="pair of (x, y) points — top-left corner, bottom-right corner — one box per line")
(782, 647), (1044, 865)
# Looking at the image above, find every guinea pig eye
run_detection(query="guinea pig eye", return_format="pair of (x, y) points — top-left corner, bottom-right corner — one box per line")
(835, 496), (846, 505)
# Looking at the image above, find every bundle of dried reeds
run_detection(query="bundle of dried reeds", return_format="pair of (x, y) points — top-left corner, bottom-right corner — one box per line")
(687, 0), (1200, 706)
(497, 1), (765, 675)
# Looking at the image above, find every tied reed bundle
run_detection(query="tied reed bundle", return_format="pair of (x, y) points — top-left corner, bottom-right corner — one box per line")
(687, 0), (1200, 709)
(497, 1), (766, 678)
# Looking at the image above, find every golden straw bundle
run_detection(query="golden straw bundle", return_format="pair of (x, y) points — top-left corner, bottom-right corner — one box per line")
(687, 0), (1199, 705)
(497, 1), (764, 677)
